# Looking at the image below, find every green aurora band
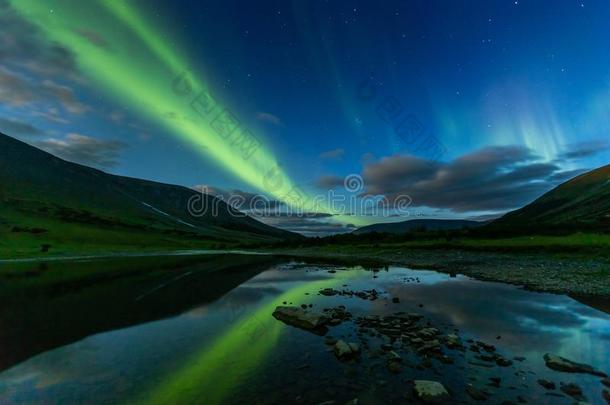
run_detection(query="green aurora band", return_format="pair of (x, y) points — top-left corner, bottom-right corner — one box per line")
(10, 0), (366, 226)
(136, 270), (355, 404)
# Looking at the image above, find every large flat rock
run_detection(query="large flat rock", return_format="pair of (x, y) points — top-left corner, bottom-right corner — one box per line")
(272, 306), (328, 332)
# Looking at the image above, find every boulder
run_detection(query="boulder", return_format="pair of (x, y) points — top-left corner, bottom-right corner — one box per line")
(272, 306), (327, 331)
(543, 353), (607, 377)
(334, 339), (360, 359)
(537, 379), (556, 390)
(413, 380), (450, 403)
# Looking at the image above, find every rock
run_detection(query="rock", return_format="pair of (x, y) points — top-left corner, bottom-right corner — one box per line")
(334, 340), (359, 359)
(489, 377), (501, 387)
(537, 379), (556, 390)
(543, 353), (606, 377)
(476, 341), (496, 352)
(445, 333), (462, 348)
(319, 288), (338, 296)
(417, 339), (442, 354)
(413, 380), (450, 403)
(465, 384), (487, 400)
(344, 399), (358, 405)
(468, 360), (494, 368)
(419, 327), (440, 339)
(496, 357), (513, 367)
(559, 382), (584, 399)
(272, 306), (327, 332)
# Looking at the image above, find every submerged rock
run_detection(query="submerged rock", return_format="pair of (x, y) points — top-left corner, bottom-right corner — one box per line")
(543, 353), (607, 377)
(413, 380), (450, 403)
(319, 288), (339, 296)
(559, 382), (585, 400)
(272, 306), (327, 332)
(333, 339), (360, 359)
(537, 379), (556, 390)
(465, 384), (487, 400)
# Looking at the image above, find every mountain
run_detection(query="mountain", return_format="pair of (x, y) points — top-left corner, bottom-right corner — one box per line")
(353, 219), (484, 235)
(0, 133), (298, 257)
(493, 164), (610, 230)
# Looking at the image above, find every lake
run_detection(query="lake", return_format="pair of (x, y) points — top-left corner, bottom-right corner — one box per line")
(0, 253), (609, 404)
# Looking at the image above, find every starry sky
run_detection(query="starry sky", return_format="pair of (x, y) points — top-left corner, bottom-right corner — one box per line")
(1, 0), (610, 235)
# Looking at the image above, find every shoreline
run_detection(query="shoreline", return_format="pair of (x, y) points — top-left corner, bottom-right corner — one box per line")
(264, 246), (610, 298)
(2, 245), (609, 299)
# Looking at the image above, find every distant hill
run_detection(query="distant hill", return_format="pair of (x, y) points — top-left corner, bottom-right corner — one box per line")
(493, 164), (610, 230)
(0, 133), (298, 257)
(353, 219), (484, 235)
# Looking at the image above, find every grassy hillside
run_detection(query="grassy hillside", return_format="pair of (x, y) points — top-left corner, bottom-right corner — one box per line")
(0, 133), (298, 258)
(493, 164), (610, 231)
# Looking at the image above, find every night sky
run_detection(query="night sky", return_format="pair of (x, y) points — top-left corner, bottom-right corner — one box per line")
(1, 0), (609, 235)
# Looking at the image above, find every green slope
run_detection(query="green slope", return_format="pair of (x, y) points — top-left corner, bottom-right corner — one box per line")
(494, 164), (610, 230)
(0, 133), (299, 258)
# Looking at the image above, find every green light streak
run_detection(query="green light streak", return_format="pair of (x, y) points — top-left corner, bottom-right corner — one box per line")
(137, 271), (353, 404)
(10, 0), (367, 226)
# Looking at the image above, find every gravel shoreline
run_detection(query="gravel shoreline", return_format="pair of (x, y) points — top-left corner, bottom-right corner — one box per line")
(266, 247), (610, 298)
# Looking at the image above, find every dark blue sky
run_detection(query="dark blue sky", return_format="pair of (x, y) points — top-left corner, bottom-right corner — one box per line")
(1, 0), (610, 233)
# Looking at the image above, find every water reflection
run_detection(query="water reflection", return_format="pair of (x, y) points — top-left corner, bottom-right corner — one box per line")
(0, 259), (609, 404)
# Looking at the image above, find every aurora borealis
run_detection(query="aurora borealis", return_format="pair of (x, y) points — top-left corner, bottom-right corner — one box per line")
(2, 0), (610, 234)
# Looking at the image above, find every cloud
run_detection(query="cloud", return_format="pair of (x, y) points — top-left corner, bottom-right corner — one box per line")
(315, 174), (344, 190)
(34, 133), (127, 169)
(0, 0), (79, 79)
(0, 2), (88, 119)
(319, 148), (345, 160)
(191, 185), (284, 211)
(261, 215), (356, 237)
(256, 112), (282, 126)
(559, 139), (610, 160)
(0, 67), (88, 114)
(358, 146), (573, 213)
(0, 117), (44, 136)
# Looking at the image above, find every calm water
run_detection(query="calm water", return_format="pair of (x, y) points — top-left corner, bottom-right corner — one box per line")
(0, 254), (609, 404)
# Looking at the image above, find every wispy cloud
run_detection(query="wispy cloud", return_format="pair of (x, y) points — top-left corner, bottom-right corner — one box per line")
(0, 67), (89, 114)
(256, 112), (282, 126)
(34, 133), (127, 169)
(319, 148), (345, 160)
(0, 117), (44, 136)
